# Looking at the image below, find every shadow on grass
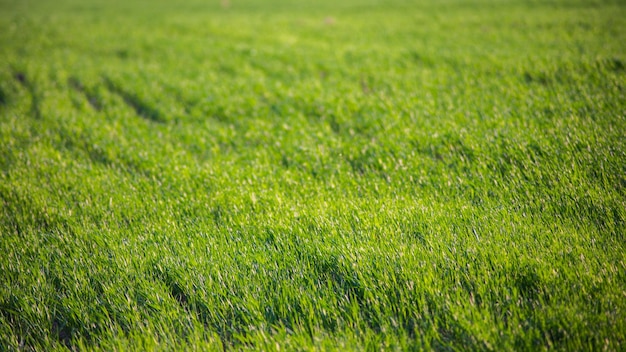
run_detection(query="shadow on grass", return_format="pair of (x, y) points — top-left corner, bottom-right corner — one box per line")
(102, 76), (166, 123)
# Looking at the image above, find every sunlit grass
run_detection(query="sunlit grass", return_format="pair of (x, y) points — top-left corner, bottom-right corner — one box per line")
(1, 0), (625, 350)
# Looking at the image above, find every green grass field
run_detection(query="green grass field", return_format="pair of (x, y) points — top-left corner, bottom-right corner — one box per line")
(1, 0), (625, 350)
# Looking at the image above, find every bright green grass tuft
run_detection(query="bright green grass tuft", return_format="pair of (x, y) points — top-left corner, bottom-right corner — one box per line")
(1, 0), (625, 350)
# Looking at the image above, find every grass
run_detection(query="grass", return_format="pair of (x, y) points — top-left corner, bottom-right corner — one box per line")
(1, 0), (625, 350)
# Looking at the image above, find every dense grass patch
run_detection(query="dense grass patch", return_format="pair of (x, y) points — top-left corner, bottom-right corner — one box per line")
(1, 0), (625, 350)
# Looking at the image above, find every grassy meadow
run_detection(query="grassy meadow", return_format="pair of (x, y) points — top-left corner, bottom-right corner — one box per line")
(1, 0), (625, 350)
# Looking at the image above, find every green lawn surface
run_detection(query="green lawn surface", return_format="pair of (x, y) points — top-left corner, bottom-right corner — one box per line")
(1, 0), (625, 350)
